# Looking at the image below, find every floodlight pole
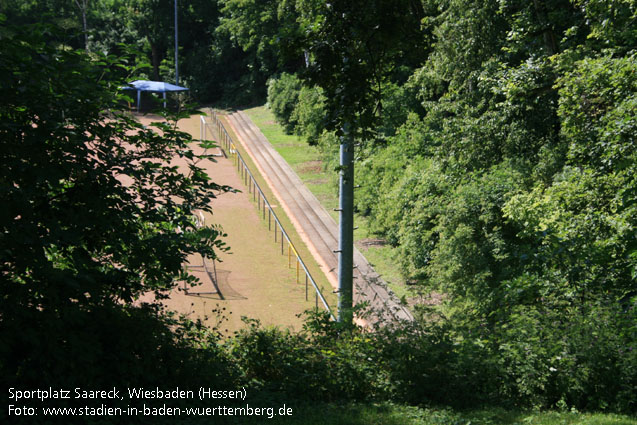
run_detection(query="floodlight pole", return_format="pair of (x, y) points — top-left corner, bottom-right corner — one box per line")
(174, 0), (179, 85)
(337, 123), (354, 324)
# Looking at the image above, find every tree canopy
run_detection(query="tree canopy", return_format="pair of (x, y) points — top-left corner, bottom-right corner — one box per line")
(261, 0), (637, 410)
(0, 18), (232, 408)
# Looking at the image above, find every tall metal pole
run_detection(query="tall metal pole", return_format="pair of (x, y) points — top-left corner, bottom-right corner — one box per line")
(174, 0), (179, 85)
(337, 123), (354, 324)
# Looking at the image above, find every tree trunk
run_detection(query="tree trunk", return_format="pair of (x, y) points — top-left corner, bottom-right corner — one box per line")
(74, 0), (89, 51)
(532, 0), (558, 55)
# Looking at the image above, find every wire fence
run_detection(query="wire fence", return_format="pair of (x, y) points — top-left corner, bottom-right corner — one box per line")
(200, 112), (335, 320)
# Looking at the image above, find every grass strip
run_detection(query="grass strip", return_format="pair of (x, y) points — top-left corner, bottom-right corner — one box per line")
(233, 402), (637, 425)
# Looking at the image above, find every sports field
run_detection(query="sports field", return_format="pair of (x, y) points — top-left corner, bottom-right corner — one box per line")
(136, 113), (334, 334)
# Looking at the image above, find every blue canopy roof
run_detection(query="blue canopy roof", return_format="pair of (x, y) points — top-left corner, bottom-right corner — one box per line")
(122, 80), (188, 112)
(126, 80), (189, 92)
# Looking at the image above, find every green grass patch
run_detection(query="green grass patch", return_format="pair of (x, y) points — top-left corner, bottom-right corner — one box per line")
(243, 106), (413, 300)
(234, 403), (637, 425)
(243, 106), (339, 211)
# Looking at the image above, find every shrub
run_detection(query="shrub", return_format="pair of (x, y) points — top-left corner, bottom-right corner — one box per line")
(266, 73), (302, 133)
(291, 85), (327, 144)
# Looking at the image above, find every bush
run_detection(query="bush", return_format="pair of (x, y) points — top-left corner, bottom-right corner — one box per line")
(291, 85), (327, 144)
(229, 315), (382, 402)
(229, 305), (636, 413)
(0, 302), (239, 424)
(266, 73), (302, 133)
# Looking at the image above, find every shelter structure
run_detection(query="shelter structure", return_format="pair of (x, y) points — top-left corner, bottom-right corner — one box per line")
(123, 80), (189, 112)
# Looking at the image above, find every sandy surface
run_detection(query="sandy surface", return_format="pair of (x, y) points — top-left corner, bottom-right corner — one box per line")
(135, 113), (320, 334)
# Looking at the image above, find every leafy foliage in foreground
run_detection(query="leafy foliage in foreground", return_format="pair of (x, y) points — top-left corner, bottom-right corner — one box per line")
(0, 19), (233, 423)
(0, 19), (229, 304)
(231, 309), (636, 413)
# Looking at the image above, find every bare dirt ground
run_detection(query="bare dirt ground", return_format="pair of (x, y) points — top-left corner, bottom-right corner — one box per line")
(357, 238), (388, 250)
(136, 113), (320, 333)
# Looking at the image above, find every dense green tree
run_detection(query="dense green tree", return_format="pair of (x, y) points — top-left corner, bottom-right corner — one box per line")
(294, 0), (431, 139)
(267, 72), (303, 132)
(338, 6), (637, 404)
(0, 0), (85, 47)
(291, 85), (327, 144)
(503, 53), (637, 301)
(0, 20), (232, 407)
(353, 0), (636, 302)
(217, 0), (303, 101)
(127, 0), (175, 80)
